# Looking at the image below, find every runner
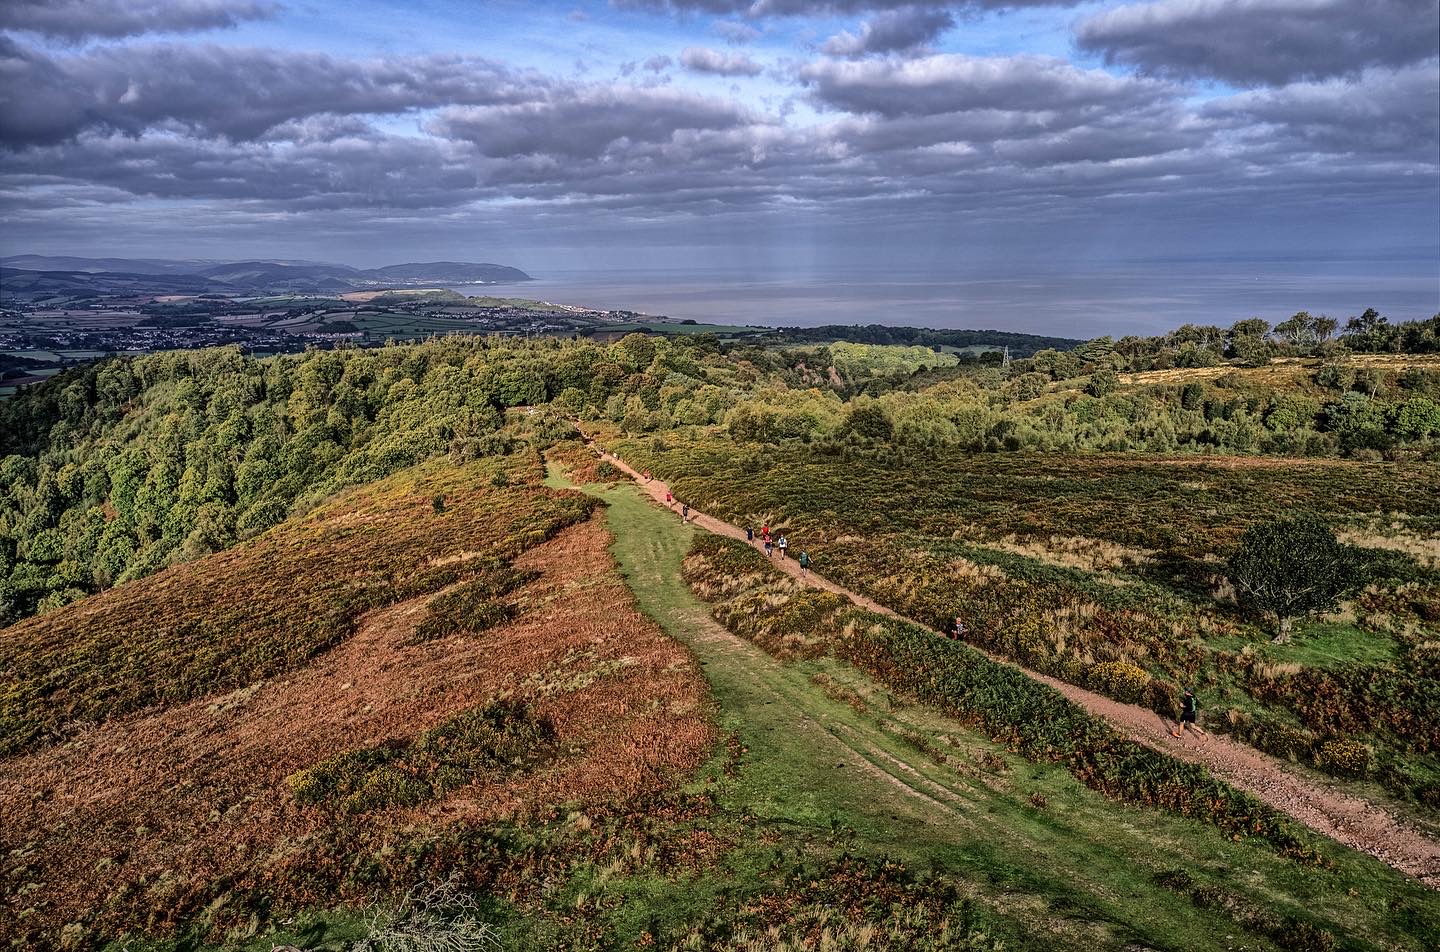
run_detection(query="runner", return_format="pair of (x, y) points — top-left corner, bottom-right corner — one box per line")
(746, 526), (754, 543)
(777, 534), (788, 559)
(764, 537), (774, 557)
(798, 551), (811, 575)
(666, 490), (673, 506)
(1172, 688), (1207, 739)
(681, 502), (690, 523)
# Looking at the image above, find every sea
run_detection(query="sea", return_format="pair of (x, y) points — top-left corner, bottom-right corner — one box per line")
(457, 261), (1440, 339)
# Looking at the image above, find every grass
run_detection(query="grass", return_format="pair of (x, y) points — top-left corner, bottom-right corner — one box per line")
(547, 467), (1440, 952)
(1256, 621), (1401, 668)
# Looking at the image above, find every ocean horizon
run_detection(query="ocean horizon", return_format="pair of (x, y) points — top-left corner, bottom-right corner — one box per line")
(464, 261), (1440, 338)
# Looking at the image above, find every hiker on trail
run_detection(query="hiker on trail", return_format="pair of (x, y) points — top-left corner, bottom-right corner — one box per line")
(952, 616), (967, 640)
(746, 526), (754, 543)
(761, 523), (770, 541)
(777, 535), (788, 559)
(643, 470), (651, 482)
(764, 537), (774, 557)
(681, 502), (690, 523)
(798, 551), (811, 575)
(1172, 688), (1207, 739)
(666, 490), (673, 506)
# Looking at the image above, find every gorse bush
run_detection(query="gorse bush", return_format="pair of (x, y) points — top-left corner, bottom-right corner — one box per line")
(1313, 738), (1375, 779)
(289, 698), (556, 813)
(1087, 660), (1151, 704)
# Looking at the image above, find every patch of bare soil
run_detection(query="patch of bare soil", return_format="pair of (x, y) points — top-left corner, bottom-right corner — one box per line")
(0, 514), (714, 942)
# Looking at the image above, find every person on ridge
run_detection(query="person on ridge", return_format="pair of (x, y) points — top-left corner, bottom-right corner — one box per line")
(1172, 688), (1206, 739)
(798, 551), (811, 575)
(746, 526), (754, 543)
(777, 534), (788, 559)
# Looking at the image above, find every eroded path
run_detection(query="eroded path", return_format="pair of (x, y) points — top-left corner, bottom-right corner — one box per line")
(579, 438), (1440, 889)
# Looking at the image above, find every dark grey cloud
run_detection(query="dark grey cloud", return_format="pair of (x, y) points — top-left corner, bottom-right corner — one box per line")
(1204, 64), (1440, 160)
(679, 46), (764, 75)
(822, 6), (954, 57)
(0, 38), (547, 146)
(643, 54), (674, 71)
(799, 53), (1173, 117)
(1075, 0), (1440, 87)
(1, 18), (1435, 280)
(0, 0), (277, 41)
(2, 128), (482, 211)
(433, 85), (760, 159)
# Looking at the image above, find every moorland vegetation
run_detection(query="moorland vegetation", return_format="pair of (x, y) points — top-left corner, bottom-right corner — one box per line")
(0, 307), (1438, 949)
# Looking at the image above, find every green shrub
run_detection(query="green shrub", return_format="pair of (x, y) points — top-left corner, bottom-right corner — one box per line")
(1087, 660), (1151, 704)
(288, 698), (555, 812)
(1313, 738), (1374, 778)
(413, 562), (536, 643)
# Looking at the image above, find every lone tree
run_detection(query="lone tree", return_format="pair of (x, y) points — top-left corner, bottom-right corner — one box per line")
(1228, 515), (1357, 642)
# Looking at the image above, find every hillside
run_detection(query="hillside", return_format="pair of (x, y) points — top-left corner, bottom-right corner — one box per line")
(1, 323), (1438, 948)
(1, 455), (715, 945)
(0, 257), (534, 301)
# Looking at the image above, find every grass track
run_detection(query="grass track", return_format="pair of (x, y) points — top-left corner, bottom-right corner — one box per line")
(549, 466), (1439, 952)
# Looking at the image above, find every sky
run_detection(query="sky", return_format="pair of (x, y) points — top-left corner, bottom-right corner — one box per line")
(0, 0), (1437, 319)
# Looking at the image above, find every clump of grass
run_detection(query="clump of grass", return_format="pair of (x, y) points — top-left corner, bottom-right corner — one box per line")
(412, 560), (538, 643)
(288, 698), (556, 812)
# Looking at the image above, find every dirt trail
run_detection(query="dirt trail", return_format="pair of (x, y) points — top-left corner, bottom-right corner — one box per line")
(582, 437), (1440, 888)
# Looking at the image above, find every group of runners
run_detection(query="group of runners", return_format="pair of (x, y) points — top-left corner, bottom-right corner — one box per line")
(744, 523), (811, 573)
(610, 444), (1206, 743)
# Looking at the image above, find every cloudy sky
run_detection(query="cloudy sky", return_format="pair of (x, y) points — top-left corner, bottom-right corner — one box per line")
(1, 0), (1437, 311)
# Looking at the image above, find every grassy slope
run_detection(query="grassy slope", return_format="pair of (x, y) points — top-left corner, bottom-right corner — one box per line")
(549, 472), (1437, 952)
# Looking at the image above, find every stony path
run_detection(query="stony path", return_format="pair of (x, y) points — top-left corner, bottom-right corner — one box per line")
(581, 436), (1440, 888)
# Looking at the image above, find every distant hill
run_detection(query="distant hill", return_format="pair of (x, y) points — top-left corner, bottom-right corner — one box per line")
(0, 256), (534, 300)
(362, 261), (533, 284)
(1, 255), (330, 274)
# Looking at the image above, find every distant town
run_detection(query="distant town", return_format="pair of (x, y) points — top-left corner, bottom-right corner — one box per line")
(0, 256), (777, 394)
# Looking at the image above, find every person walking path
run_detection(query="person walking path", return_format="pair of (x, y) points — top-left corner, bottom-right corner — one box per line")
(569, 429), (1440, 888)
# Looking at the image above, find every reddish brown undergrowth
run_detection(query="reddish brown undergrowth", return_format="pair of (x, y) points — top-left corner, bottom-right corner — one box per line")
(0, 508), (715, 945)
